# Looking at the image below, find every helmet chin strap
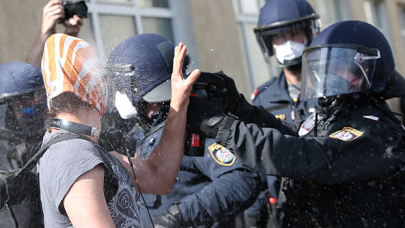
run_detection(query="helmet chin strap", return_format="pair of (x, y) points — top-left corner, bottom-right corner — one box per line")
(50, 118), (100, 138)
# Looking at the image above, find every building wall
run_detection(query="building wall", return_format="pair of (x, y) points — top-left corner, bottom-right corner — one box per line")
(188, 0), (252, 97)
(0, 0), (53, 65)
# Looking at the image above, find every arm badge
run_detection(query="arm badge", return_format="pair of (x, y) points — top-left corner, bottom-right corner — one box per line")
(329, 127), (364, 141)
(208, 143), (236, 166)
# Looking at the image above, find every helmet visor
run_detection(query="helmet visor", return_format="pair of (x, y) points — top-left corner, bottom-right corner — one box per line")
(106, 64), (138, 103)
(254, 18), (320, 65)
(301, 45), (380, 101)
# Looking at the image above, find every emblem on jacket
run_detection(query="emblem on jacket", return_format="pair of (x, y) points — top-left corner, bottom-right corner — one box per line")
(275, 114), (286, 120)
(208, 143), (236, 166)
(298, 113), (323, 136)
(329, 127), (364, 141)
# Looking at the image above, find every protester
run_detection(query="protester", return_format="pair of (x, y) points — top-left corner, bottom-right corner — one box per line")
(38, 33), (199, 227)
(107, 33), (261, 228)
(187, 20), (405, 227)
(26, 0), (83, 69)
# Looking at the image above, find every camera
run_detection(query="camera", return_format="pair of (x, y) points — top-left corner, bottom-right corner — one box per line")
(62, 1), (88, 19)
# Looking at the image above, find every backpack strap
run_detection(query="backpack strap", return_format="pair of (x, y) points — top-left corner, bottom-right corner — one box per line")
(22, 133), (84, 173)
(32, 132), (118, 203)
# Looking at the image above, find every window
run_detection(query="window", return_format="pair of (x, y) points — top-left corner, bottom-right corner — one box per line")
(78, 0), (175, 61)
(315, 0), (351, 29)
(233, 0), (281, 91)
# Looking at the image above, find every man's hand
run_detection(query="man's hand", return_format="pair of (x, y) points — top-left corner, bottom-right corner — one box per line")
(170, 43), (200, 111)
(147, 204), (182, 228)
(41, 0), (64, 36)
(27, 0), (83, 68)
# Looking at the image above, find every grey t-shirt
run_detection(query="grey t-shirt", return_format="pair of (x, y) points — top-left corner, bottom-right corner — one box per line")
(38, 130), (141, 227)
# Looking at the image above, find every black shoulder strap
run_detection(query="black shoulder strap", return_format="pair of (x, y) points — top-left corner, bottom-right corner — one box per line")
(22, 133), (84, 172)
(29, 132), (118, 202)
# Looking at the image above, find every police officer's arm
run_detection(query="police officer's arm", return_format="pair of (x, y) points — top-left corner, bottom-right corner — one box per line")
(217, 116), (404, 185)
(175, 143), (262, 226)
(113, 43), (200, 195)
(235, 94), (300, 134)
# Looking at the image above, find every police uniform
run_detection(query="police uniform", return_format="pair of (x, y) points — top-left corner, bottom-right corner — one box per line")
(135, 120), (261, 228)
(245, 71), (318, 227)
(0, 62), (46, 228)
(252, 72), (318, 122)
(215, 94), (405, 227)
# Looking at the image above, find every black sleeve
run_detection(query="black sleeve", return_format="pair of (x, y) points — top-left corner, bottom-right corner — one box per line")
(233, 94), (299, 133)
(220, 116), (405, 185)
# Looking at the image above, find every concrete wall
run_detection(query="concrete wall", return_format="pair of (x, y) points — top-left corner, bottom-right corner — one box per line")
(187, 0), (251, 97)
(0, 0), (46, 64)
(0, 0), (70, 65)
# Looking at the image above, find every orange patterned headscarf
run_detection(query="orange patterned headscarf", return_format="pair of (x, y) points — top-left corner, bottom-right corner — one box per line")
(41, 34), (106, 116)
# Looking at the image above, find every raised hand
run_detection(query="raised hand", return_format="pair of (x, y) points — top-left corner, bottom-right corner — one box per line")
(170, 42), (201, 111)
(41, 0), (64, 35)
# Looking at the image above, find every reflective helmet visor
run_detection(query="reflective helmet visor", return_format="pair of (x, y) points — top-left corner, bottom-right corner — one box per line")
(254, 16), (320, 65)
(301, 45), (381, 101)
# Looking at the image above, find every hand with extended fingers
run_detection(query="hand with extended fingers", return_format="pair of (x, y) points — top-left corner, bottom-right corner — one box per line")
(170, 43), (201, 111)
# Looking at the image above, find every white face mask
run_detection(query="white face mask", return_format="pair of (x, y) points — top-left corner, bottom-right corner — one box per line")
(274, 40), (307, 64)
(115, 91), (138, 119)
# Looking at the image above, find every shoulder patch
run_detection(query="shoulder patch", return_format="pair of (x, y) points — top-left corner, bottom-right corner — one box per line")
(275, 114), (286, 120)
(362, 115), (380, 122)
(208, 143), (236, 166)
(329, 127), (363, 141)
(299, 113), (323, 136)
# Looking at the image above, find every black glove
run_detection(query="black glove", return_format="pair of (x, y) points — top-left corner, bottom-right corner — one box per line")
(147, 204), (182, 228)
(187, 96), (226, 139)
(210, 71), (242, 114)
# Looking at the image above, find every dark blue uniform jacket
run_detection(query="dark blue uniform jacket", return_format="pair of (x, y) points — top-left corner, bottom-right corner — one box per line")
(252, 71), (318, 122)
(135, 120), (261, 228)
(216, 95), (405, 227)
(249, 72), (318, 200)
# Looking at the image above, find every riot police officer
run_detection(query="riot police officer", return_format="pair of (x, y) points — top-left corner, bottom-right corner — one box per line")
(187, 20), (405, 227)
(252, 0), (320, 121)
(0, 61), (47, 227)
(245, 1), (321, 227)
(107, 34), (261, 228)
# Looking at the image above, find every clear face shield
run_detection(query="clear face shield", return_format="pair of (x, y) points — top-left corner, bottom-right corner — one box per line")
(301, 44), (381, 101)
(254, 17), (320, 66)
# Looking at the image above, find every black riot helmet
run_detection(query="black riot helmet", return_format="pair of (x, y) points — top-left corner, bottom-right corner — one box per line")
(107, 34), (176, 131)
(301, 21), (395, 101)
(0, 61), (47, 143)
(254, 0), (320, 66)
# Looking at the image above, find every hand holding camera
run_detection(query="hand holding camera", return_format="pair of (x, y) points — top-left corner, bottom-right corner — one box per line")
(42, 0), (87, 36)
